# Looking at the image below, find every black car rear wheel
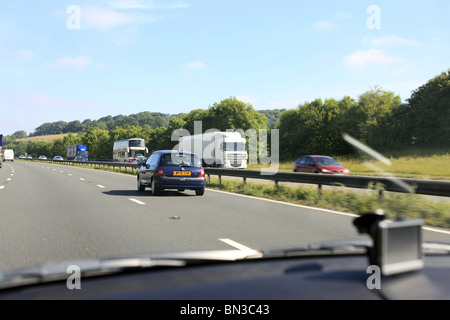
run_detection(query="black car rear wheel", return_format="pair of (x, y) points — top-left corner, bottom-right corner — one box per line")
(151, 179), (162, 196)
(137, 176), (145, 192)
(195, 188), (205, 196)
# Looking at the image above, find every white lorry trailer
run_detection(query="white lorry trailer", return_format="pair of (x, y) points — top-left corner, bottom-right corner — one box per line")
(179, 131), (247, 169)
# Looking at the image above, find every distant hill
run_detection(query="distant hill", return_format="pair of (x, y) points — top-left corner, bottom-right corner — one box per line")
(257, 109), (287, 128)
(29, 112), (172, 137)
(20, 109), (286, 137)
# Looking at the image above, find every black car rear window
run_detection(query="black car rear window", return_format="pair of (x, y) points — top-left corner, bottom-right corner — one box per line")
(161, 153), (202, 167)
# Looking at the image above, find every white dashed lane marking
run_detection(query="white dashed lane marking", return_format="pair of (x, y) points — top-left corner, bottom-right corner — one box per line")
(219, 239), (254, 251)
(129, 198), (146, 205)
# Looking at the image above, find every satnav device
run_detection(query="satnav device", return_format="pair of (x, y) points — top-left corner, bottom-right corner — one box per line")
(353, 210), (423, 276)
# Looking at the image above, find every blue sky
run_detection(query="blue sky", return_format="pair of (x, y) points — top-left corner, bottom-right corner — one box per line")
(0, 0), (449, 135)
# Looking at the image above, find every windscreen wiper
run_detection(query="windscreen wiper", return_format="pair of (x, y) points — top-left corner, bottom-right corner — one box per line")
(261, 238), (371, 258)
(0, 250), (262, 290)
(0, 258), (186, 290)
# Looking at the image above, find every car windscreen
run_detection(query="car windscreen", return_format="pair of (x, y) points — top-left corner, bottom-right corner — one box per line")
(161, 153), (202, 167)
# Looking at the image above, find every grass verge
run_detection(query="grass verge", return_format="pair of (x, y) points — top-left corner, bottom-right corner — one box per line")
(206, 178), (450, 229)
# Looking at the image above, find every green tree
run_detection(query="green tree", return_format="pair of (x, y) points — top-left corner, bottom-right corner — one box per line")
(406, 70), (450, 147)
(109, 125), (144, 143)
(204, 97), (268, 131)
(34, 121), (68, 136)
(51, 138), (67, 157)
(82, 127), (112, 160)
(277, 109), (302, 160)
(348, 87), (402, 150)
(64, 120), (84, 133)
(12, 131), (27, 139)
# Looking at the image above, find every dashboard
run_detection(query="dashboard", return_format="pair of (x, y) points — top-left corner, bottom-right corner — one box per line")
(0, 253), (449, 301)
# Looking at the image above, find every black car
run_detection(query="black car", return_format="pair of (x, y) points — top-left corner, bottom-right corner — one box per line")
(137, 150), (206, 196)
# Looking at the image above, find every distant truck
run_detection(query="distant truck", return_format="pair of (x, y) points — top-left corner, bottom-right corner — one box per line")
(66, 145), (88, 161)
(3, 149), (14, 162)
(179, 131), (247, 169)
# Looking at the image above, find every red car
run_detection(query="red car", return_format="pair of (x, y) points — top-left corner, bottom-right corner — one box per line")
(293, 155), (350, 175)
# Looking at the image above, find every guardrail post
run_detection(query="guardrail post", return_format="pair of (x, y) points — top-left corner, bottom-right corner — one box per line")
(378, 189), (384, 202)
(243, 177), (246, 185)
(318, 184), (322, 196)
(274, 180), (279, 189)
(218, 175), (222, 185)
(207, 174), (210, 183)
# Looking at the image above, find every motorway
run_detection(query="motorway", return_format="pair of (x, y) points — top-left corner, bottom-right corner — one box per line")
(1, 160), (450, 273)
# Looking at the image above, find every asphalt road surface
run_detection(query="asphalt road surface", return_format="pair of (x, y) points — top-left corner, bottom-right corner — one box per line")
(1, 161), (449, 272)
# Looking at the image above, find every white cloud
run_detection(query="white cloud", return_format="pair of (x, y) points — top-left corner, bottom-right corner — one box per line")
(77, 2), (188, 30)
(367, 35), (420, 47)
(343, 49), (405, 68)
(236, 95), (259, 106)
(184, 61), (206, 69)
(45, 56), (92, 68)
(313, 20), (336, 30)
(82, 6), (139, 30)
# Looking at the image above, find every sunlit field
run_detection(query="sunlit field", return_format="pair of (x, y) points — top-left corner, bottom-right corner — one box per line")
(16, 133), (75, 143)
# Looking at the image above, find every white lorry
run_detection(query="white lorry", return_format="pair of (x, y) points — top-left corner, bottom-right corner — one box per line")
(179, 131), (247, 169)
(3, 149), (14, 162)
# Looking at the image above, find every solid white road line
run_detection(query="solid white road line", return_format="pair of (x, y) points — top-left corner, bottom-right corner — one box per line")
(208, 189), (450, 235)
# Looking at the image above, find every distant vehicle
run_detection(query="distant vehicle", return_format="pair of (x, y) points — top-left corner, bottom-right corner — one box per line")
(293, 155), (350, 175)
(74, 155), (88, 162)
(66, 145), (88, 161)
(137, 150), (206, 196)
(113, 138), (148, 163)
(178, 131), (247, 168)
(53, 156), (64, 161)
(38, 155), (47, 160)
(19, 155), (26, 159)
(26, 155), (32, 160)
(3, 149), (14, 162)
